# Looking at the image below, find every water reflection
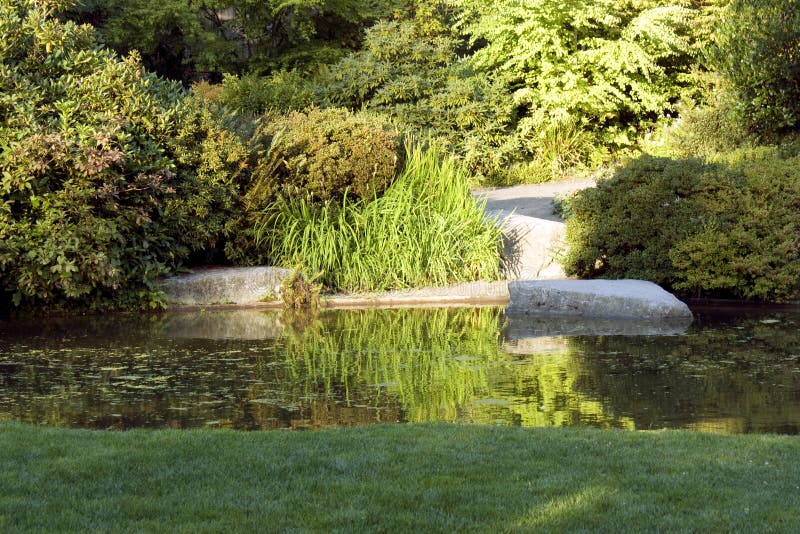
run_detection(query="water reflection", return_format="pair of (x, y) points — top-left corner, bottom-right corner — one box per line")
(0, 306), (798, 433)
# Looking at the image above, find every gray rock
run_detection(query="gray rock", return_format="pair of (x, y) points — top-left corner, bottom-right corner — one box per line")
(502, 314), (691, 350)
(158, 310), (284, 340)
(488, 210), (566, 280)
(506, 279), (693, 320)
(160, 266), (294, 306)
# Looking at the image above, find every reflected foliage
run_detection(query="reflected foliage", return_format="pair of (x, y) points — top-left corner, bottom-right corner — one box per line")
(1, 306), (800, 433)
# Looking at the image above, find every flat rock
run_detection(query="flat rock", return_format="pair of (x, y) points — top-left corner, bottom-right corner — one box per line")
(506, 280), (693, 320)
(160, 266), (294, 306)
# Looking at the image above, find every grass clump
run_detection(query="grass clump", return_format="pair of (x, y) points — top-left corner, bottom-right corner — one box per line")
(2, 423), (800, 532)
(255, 143), (503, 292)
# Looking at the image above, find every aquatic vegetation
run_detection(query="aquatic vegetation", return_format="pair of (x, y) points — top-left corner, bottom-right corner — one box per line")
(256, 143), (504, 291)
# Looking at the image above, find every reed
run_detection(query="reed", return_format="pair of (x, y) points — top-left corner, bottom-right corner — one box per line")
(256, 143), (503, 291)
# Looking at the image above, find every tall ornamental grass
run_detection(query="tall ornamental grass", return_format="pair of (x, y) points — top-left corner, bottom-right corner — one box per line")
(255, 143), (503, 291)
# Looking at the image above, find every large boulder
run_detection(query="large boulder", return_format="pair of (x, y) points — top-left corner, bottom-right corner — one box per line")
(159, 267), (293, 306)
(506, 280), (693, 320)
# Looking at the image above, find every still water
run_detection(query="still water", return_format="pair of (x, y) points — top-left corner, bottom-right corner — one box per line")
(1, 306), (799, 434)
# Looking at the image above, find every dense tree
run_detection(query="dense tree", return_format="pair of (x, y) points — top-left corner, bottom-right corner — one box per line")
(67, 0), (406, 82)
(707, 0), (800, 138)
(451, 0), (698, 149)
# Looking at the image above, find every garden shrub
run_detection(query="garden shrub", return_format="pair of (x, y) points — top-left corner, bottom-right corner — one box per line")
(0, 0), (248, 310)
(707, 0), (800, 139)
(669, 151), (800, 300)
(563, 150), (800, 301)
(246, 107), (402, 210)
(215, 71), (315, 115)
(563, 155), (708, 286)
(643, 82), (750, 160)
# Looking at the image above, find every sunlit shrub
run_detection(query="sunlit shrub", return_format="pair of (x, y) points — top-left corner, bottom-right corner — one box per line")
(246, 107), (402, 209)
(563, 150), (800, 301)
(216, 71), (315, 115)
(0, 0), (247, 310)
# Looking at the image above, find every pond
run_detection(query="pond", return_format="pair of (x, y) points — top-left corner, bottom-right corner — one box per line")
(1, 305), (799, 434)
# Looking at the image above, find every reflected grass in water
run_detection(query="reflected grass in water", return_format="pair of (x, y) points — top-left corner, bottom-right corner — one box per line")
(1, 306), (800, 433)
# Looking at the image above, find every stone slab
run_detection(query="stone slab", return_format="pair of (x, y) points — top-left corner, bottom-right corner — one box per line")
(506, 279), (693, 320)
(488, 210), (566, 280)
(160, 266), (294, 306)
(324, 281), (510, 308)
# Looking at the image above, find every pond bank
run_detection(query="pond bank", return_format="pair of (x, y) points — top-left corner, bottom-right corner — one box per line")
(160, 268), (692, 320)
(158, 269), (509, 309)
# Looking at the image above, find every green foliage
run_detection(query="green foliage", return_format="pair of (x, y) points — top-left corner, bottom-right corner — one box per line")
(0, 0), (247, 309)
(669, 149), (800, 300)
(642, 78), (749, 160)
(255, 143), (503, 291)
(564, 150), (800, 301)
(280, 270), (321, 310)
(216, 71), (315, 115)
(67, 0), (236, 81)
(247, 107), (402, 209)
(67, 0), (405, 82)
(563, 155), (705, 285)
(315, 20), (518, 183)
(452, 0), (698, 149)
(707, 0), (800, 138)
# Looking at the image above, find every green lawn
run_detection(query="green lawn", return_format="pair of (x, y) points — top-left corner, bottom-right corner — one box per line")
(1, 423), (798, 532)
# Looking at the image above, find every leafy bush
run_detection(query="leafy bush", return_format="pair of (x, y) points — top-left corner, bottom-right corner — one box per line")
(641, 79), (750, 160)
(254, 143), (503, 291)
(0, 0), (247, 310)
(214, 71), (315, 116)
(315, 20), (518, 184)
(707, 0), (800, 139)
(452, 0), (698, 149)
(246, 107), (402, 209)
(563, 150), (800, 301)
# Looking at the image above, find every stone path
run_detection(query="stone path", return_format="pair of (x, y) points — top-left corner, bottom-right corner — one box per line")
(474, 177), (596, 280)
(475, 177), (596, 221)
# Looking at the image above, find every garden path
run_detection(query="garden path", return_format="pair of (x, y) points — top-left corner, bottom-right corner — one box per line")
(474, 177), (596, 279)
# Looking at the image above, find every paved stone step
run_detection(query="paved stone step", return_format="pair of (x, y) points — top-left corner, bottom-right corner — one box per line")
(487, 209), (566, 280)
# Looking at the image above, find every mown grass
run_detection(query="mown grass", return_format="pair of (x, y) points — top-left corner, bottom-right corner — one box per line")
(256, 143), (503, 292)
(2, 423), (799, 532)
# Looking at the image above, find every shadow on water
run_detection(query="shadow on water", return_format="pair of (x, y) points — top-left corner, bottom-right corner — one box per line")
(0, 304), (799, 433)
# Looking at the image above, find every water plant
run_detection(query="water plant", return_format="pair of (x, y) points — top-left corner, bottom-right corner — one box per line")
(255, 142), (504, 292)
